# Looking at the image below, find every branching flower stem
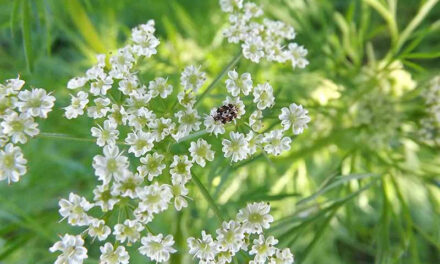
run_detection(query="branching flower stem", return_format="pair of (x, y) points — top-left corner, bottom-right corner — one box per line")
(37, 132), (127, 145)
(195, 51), (242, 107)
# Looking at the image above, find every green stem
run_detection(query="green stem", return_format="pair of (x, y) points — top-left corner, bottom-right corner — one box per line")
(364, 0), (399, 45)
(37, 132), (127, 145)
(395, 0), (439, 53)
(195, 51), (242, 107)
(192, 172), (225, 222)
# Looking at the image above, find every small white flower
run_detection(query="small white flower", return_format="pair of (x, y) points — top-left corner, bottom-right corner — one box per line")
(1, 111), (39, 144)
(187, 231), (218, 262)
(50, 234), (87, 264)
(175, 108), (201, 136)
(224, 19), (247, 43)
(222, 131), (249, 162)
(249, 235), (278, 263)
(133, 206), (154, 225)
(177, 91), (196, 107)
(109, 47), (135, 79)
(148, 77), (173, 98)
(170, 155), (193, 184)
(58, 192), (92, 226)
(16, 88), (55, 118)
(100, 243), (130, 264)
(108, 104), (128, 126)
(247, 131), (263, 155)
(217, 251), (233, 264)
(88, 218), (111, 241)
(125, 90), (151, 113)
(91, 120), (119, 147)
(287, 43), (309, 69)
(0, 96), (17, 118)
(131, 20), (160, 57)
(189, 139), (215, 167)
(114, 219), (144, 244)
(149, 117), (175, 141)
(220, 0), (243, 12)
(65, 91), (89, 119)
(118, 75), (140, 95)
(93, 184), (119, 212)
(236, 202), (273, 234)
(244, 2), (263, 19)
(67, 77), (88, 89)
(2, 77), (25, 95)
(242, 37), (265, 63)
(0, 143), (27, 183)
(226, 70), (253, 96)
(87, 64), (103, 78)
(139, 233), (177, 262)
(249, 110), (263, 131)
(216, 220), (245, 253)
(181, 65), (207, 92)
(125, 130), (154, 157)
(138, 152), (166, 181)
(87, 97), (111, 119)
(171, 182), (189, 211)
(269, 248), (295, 264)
(253, 83), (275, 110)
(111, 171), (143, 199)
(90, 74), (113, 96)
(127, 107), (155, 130)
(263, 129), (291, 156)
(278, 103), (311, 135)
(92, 145), (129, 184)
(137, 182), (173, 214)
(204, 108), (225, 136)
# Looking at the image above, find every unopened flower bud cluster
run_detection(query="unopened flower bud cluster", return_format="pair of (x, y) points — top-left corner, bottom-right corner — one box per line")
(188, 202), (295, 264)
(0, 77), (55, 183)
(419, 76), (440, 144)
(220, 0), (308, 68)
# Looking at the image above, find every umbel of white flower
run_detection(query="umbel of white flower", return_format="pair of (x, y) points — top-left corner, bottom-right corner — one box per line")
(0, 76), (55, 184)
(187, 202), (295, 264)
(220, 0), (309, 68)
(54, 14), (310, 263)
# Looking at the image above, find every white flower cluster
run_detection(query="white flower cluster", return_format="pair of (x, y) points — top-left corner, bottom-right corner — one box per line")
(419, 76), (440, 144)
(216, 70), (310, 162)
(54, 18), (310, 263)
(0, 77), (55, 183)
(188, 202), (294, 264)
(220, 0), (308, 68)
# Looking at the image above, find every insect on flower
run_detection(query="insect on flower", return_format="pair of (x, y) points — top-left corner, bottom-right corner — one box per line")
(213, 103), (238, 124)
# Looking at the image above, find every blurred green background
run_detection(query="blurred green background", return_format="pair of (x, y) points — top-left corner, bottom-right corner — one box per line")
(0, 0), (439, 263)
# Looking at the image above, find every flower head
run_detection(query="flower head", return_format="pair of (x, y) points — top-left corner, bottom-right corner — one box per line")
(139, 233), (177, 262)
(222, 131), (249, 162)
(100, 243), (130, 264)
(50, 234), (87, 264)
(236, 202), (273, 234)
(278, 103), (311, 135)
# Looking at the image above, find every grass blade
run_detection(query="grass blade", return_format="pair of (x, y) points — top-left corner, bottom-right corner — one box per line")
(21, 0), (33, 72)
(63, 0), (106, 53)
(296, 173), (379, 206)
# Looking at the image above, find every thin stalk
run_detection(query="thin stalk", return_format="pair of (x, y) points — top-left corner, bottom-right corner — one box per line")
(195, 51), (242, 107)
(364, 0), (399, 45)
(395, 0), (439, 53)
(37, 132), (127, 145)
(192, 172), (225, 221)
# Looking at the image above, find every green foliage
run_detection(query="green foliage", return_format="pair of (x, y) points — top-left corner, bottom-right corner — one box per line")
(0, 0), (439, 263)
